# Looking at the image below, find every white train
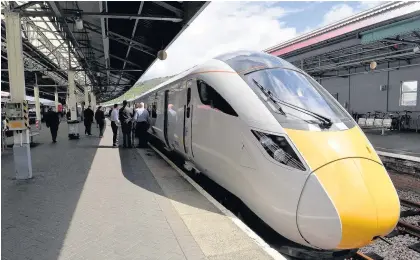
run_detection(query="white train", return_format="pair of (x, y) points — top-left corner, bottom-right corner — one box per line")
(134, 51), (400, 251)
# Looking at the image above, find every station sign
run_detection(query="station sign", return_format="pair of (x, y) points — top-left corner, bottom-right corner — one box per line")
(4, 101), (30, 131)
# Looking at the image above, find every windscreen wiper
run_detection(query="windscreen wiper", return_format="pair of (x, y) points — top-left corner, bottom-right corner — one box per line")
(252, 79), (286, 116)
(252, 79), (332, 128)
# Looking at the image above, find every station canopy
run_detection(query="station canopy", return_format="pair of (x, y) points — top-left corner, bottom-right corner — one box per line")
(265, 2), (420, 79)
(1, 1), (208, 103)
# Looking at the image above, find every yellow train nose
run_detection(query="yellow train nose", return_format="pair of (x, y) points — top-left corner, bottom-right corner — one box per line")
(314, 158), (400, 249)
(285, 126), (400, 249)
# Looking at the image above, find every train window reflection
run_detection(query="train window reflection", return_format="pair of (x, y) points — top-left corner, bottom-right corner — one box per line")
(197, 81), (238, 117)
(199, 82), (209, 102)
(246, 68), (351, 122)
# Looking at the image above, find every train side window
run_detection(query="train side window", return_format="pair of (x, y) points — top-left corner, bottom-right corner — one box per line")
(187, 88), (191, 105)
(197, 80), (238, 117)
(151, 102), (157, 118)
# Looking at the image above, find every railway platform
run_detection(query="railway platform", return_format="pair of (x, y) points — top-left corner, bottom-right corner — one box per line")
(365, 132), (420, 176)
(1, 120), (276, 260)
(365, 132), (420, 158)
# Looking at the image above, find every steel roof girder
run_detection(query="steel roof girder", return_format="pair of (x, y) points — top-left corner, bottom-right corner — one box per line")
(300, 41), (417, 70)
(152, 1), (183, 18)
(47, 2), (98, 89)
(118, 1), (145, 86)
(83, 20), (155, 54)
(2, 33), (69, 87)
(99, 1), (110, 89)
(83, 23), (155, 57)
(22, 19), (71, 73)
(77, 40), (144, 70)
(17, 10), (183, 22)
(382, 38), (420, 45)
(109, 32), (155, 55)
(305, 49), (418, 73)
(12, 1), (43, 11)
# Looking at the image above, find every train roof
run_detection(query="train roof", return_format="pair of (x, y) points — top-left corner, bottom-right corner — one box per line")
(127, 51), (295, 104)
(132, 50), (300, 102)
(133, 65), (201, 100)
(214, 50), (297, 74)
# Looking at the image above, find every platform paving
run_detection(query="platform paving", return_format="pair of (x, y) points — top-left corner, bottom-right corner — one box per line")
(365, 131), (420, 157)
(1, 120), (273, 260)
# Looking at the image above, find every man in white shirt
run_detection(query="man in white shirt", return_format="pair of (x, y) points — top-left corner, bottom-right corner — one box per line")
(133, 102), (150, 148)
(110, 104), (119, 147)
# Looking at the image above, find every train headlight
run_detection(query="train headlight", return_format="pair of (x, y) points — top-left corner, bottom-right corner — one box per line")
(273, 148), (287, 162)
(252, 130), (306, 171)
(260, 135), (274, 147)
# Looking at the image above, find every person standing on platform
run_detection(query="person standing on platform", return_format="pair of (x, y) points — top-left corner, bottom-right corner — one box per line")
(119, 100), (134, 148)
(110, 104), (119, 147)
(95, 106), (105, 138)
(133, 102), (150, 148)
(45, 107), (60, 143)
(83, 105), (94, 136)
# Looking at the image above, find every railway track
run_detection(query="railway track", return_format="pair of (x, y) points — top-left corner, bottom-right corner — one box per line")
(353, 252), (377, 260)
(358, 196), (420, 259)
(398, 198), (420, 239)
(400, 198), (420, 209)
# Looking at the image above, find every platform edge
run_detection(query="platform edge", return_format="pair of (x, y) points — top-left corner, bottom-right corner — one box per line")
(146, 143), (287, 260)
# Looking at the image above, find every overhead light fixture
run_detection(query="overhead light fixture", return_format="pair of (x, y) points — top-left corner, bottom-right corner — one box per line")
(157, 50), (167, 60)
(370, 61), (377, 70)
(75, 17), (84, 30)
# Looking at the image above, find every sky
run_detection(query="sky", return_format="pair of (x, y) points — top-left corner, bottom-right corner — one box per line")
(140, 1), (385, 81)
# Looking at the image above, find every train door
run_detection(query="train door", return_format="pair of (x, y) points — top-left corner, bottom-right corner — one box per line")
(163, 90), (170, 147)
(183, 80), (193, 159)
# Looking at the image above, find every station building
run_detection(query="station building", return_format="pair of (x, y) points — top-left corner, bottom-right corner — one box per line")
(265, 1), (420, 130)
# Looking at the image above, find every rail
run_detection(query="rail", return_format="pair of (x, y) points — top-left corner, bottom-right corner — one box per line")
(400, 198), (420, 209)
(397, 221), (420, 238)
(397, 197), (420, 239)
(354, 251), (375, 260)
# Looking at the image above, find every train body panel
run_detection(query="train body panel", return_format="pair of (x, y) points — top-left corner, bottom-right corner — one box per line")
(238, 128), (310, 245)
(133, 51), (400, 251)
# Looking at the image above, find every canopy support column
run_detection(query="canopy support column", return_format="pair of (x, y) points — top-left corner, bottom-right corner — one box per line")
(54, 88), (59, 111)
(5, 11), (33, 179)
(67, 70), (80, 139)
(84, 86), (90, 107)
(34, 84), (41, 126)
(90, 92), (96, 111)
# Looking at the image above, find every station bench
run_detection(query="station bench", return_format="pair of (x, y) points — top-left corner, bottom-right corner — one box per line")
(29, 131), (39, 143)
(358, 118), (392, 135)
(1, 130), (40, 152)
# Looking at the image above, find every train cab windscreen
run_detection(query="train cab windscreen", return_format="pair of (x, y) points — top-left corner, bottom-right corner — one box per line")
(244, 68), (355, 130)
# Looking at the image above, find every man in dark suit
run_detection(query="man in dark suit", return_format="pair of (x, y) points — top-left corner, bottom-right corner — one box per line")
(118, 100), (134, 148)
(45, 107), (60, 143)
(83, 105), (94, 136)
(95, 106), (105, 138)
